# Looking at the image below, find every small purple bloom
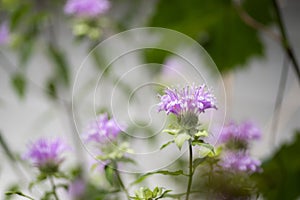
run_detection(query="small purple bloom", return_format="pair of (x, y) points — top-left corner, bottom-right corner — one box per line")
(23, 138), (69, 170)
(158, 84), (217, 116)
(64, 0), (110, 18)
(69, 179), (86, 200)
(83, 113), (124, 143)
(219, 121), (261, 144)
(220, 151), (261, 173)
(0, 22), (9, 45)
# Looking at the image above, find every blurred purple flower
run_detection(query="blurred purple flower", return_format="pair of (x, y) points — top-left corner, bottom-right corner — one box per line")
(69, 179), (86, 200)
(158, 84), (217, 116)
(23, 138), (69, 170)
(220, 151), (261, 173)
(83, 113), (124, 143)
(64, 0), (110, 18)
(0, 22), (9, 45)
(219, 121), (261, 144)
(162, 57), (183, 78)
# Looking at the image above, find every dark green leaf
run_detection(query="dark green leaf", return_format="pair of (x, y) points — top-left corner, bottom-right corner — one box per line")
(256, 131), (300, 200)
(104, 165), (115, 186)
(47, 45), (70, 86)
(148, 0), (275, 73)
(45, 79), (57, 100)
(5, 191), (34, 200)
(11, 73), (26, 98)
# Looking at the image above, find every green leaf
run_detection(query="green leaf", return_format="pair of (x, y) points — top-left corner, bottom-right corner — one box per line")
(162, 128), (180, 135)
(5, 191), (34, 200)
(47, 44), (70, 86)
(148, 0), (274, 73)
(131, 170), (187, 186)
(11, 73), (26, 98)
(242, 0), (274, 25)
(45, 79), (57, 100)
(174, 133), (191, 150)
(193, 157), (207, 171)
(160, 140), (174, 150)
(104, 165), (115, 186)
(195, 129), (208, 137)
(256, 131), (300, 200)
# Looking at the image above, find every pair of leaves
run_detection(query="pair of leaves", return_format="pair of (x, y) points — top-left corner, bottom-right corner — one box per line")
(132, 187), (172, 200)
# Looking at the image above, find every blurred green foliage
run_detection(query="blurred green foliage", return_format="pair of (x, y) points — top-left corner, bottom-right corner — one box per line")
(256, 131), (300, 200)
(148, 0), (275, 73)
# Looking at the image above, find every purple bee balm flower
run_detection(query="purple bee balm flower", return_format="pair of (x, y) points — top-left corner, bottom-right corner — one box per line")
(0, 22), (9, 45)
(158, 84), (217, 117)
(83, 113), (124, 143)
(64, 0), (110, 18)
(219, 121), (261, 144)
(23, 138), (69, 172)
(220, 151), (261, 173)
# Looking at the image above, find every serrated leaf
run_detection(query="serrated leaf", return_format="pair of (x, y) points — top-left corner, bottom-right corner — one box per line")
(175, 133), (191, 150)
(131, 170), (187, 186)
(11, 73), (26, 98)
(160, 140), (174, 150)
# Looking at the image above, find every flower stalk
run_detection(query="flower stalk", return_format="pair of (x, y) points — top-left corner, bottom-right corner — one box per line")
(185, 140), (194, 200)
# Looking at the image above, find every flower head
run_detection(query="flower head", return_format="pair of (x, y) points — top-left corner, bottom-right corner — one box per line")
(23, 138), (69, 172)
(83, 113), (123, 143)
(158, 84), (217, 117)
(219, 121), (261, 145)
(0, 22), (9, 45)
(64, 0), (110, 18)
(220, 151), (261, 173)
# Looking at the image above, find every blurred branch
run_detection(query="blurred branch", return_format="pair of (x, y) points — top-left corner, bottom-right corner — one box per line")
(272, 0), (300, 84)
(234, 1), (282, 42)
(270, 55), (289, 147)
(234, 0), (300, 84)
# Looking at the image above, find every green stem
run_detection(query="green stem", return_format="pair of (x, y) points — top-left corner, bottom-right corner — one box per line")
(115, 168), (130, 200)
(49, 176), (59, 200)
(185, 141), (194, 200)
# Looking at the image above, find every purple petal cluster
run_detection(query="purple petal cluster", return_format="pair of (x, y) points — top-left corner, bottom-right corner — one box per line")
(220, 151), (261, 173)
(23, 138), (68, 168)
(0, 22), (9, 45)
(219, 121), (261, 143)
(83, 113), (123, 143)
(64, 0), (110, 18)
(158, 84), (217, 116)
